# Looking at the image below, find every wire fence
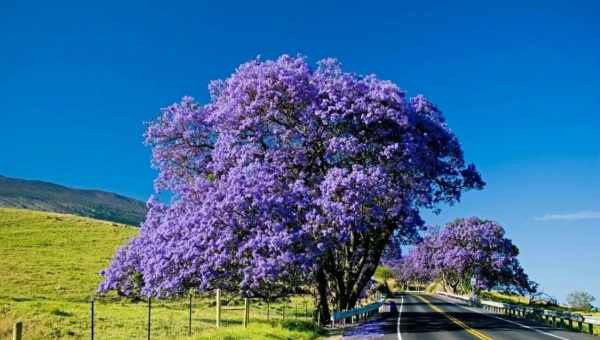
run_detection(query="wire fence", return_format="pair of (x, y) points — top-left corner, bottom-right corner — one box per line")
(82, 291), (317, 339)
(5, 291), (385, 339)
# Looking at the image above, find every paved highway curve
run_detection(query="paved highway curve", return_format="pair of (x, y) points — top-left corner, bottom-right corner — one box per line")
(342, 293), (597, 340)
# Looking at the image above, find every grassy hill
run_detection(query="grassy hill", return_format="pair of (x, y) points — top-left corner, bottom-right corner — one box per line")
(0, 208), (320, 339)
(0, 208), (137, 301)
(0, 175), (146, 225)
(0, 208), (137, 338)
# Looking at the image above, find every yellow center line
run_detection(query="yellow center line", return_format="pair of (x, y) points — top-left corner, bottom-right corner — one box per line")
(414, 294), (493, 340)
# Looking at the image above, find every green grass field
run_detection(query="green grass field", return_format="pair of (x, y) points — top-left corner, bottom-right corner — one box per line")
(0, 208), (322, 339)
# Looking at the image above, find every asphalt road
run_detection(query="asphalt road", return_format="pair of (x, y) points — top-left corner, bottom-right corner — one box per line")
(342, 292), (597, 340)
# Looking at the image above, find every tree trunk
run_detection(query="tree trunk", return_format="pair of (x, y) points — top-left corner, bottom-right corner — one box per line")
(330, 226), (392, 312)
(316, 222), (394, 321)
(315, 267), (331, 324)
(450, 281), (459, 293)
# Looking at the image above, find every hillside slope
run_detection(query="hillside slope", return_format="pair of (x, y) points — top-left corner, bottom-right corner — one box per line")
(0, 208), (138, 301)
(0, 175), (146, 225)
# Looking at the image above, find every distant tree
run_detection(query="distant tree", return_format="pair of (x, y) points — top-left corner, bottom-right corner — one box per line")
(392, 232), (437, 288)
(567, 291), (596, 311)
(396, 217), (534, 295)
(98, 55), (483, 322)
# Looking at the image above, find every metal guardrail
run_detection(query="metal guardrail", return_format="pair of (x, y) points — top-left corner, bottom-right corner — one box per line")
(437, 291), (599, 334)
(330, 299), (385, 327)
(332, 300), (384, 321)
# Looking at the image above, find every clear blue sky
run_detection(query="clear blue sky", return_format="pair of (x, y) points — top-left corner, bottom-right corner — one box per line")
(1, 1), (598, 303)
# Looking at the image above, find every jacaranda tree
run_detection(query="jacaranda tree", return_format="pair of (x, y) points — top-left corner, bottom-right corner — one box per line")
(99, 55), (484, 322)
(397, 217), (534, 295)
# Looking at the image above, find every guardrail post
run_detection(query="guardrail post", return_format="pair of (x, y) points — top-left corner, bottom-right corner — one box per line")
(12, 321), (22, 340)
(568, 319), (573, 330)
(331, 310), (335, 328)
(589, 323), (594, 335)
(577, 321), (582, 332)
(552, 316), (556, 328)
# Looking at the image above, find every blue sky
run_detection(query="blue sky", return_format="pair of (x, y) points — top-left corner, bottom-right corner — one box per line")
(1, 1), (598, 303)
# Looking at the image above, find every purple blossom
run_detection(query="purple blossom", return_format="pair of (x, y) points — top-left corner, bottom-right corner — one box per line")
(395, 217), (533, 294)
(99, 55), (483, 320)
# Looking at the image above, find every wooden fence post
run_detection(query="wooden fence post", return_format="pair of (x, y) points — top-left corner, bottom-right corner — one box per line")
(304, 302), (308, 320)
(12, 321), (22, 340)
(317, 307), (320, 325)
(90, 299), (95, 340)
(188, 294), (193, 336)
(215, 289), (221, 328)
(247, 298), (251, 326)
(243, 298), (249, 328)
(147, 298), (152, 340)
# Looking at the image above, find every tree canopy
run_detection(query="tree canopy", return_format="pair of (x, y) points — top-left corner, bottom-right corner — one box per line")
(395, 217), (534, 295)
(99, 55), (483, 321)
(567, 291), (596, 311)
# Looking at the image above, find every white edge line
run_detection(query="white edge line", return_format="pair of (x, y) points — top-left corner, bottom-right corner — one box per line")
(397, 296), (404, 340)
(436, 294), (571, 340)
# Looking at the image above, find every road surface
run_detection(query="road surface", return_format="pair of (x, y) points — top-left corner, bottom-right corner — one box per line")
(342, 292), (597, 340)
